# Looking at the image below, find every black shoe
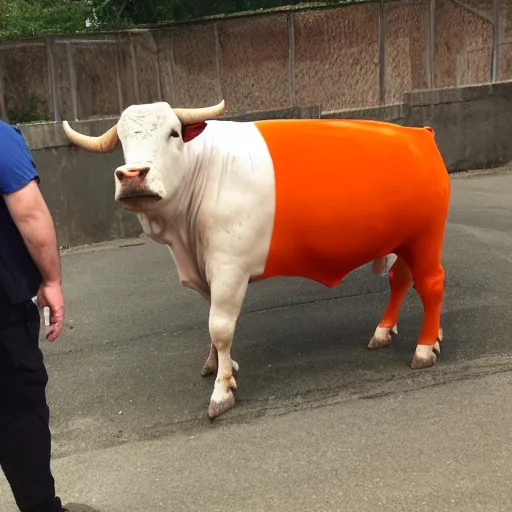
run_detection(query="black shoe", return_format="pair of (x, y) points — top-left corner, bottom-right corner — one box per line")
(61, 504), (102, 512)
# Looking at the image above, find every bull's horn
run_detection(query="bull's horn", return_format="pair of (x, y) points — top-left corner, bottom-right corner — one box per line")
(173, 100), (225, 125)
(63, 121), (119, 153)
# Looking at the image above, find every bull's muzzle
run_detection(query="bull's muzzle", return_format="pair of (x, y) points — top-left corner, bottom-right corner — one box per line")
(115, 166), (150, 181)
(114, 164), (163, 208)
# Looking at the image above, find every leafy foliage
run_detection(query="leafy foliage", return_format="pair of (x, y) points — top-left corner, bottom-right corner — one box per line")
(0, 0), (361, 41)
(0, 0), (93, 40)
(90, 0), (342, 26)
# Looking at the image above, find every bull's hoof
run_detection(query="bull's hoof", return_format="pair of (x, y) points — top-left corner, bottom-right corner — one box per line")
(201, 359), (217, 377)
(367, 324), (398, 349)
(208, 392), (235, 419)
(411, 344), (438, 369)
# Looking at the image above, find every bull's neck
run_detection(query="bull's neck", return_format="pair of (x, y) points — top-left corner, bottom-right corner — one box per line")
(138, 138), (210, 271)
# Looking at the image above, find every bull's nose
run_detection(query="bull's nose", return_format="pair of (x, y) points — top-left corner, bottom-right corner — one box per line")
(115, 166), (150, 181)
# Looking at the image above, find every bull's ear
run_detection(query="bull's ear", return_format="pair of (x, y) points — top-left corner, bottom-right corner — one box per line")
(182, 122), (207, 143)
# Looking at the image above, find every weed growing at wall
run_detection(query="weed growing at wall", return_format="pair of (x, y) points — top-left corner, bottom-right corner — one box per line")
(5, 93), (50, 123)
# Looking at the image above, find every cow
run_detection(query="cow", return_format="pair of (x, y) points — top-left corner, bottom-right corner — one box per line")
(62, 100), (451, 419)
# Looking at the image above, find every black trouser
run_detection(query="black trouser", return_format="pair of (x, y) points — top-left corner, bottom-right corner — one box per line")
(0, 287), (62, 512)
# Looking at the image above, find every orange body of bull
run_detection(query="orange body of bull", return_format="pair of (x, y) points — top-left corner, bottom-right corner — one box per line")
(254, 119), (450, 347)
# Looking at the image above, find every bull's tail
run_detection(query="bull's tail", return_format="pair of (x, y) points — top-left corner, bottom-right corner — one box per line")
(423, 125), (451, 185)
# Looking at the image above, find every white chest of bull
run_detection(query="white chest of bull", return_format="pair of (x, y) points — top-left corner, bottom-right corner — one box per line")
(134, 120), (277, 298)
(137, 213), (208, 297)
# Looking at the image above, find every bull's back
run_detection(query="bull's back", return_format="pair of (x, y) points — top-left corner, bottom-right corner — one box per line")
(254, 119), (450, 287)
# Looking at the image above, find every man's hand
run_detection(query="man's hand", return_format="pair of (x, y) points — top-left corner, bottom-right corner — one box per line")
(36, 281), (64, 342)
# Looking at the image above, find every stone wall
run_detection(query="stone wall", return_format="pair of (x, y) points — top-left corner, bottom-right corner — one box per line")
(2, 0), (511, 124)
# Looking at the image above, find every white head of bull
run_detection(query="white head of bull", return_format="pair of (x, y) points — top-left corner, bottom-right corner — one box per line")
(63, 100), (225, 212)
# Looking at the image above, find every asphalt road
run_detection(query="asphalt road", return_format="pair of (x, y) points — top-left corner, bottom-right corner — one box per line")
(2, 167), (512, 512)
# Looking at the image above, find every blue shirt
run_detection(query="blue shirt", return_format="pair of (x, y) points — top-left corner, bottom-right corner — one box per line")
(0, 121), (40, 194)
(0, 121), (42, 303)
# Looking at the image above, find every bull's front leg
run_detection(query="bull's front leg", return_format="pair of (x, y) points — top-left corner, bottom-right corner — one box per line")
(201, 342), (240, 377)
(207, 266), (248, 419)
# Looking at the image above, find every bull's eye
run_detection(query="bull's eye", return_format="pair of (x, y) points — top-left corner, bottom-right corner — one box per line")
(169, 129), (180, 139)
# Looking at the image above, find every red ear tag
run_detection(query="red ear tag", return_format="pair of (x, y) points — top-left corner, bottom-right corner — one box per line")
(182, 122), (207, 142)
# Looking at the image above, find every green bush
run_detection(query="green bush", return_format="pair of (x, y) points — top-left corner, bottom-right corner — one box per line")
(0, 0), (94, 40)
(0, 0), (363, 41)
(90, 0), (351, 26)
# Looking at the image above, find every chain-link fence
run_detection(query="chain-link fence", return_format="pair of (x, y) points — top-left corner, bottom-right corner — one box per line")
(0, 0), (509, 124)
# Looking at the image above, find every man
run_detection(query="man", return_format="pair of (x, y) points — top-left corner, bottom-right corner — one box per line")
(0, 120), (96, 512)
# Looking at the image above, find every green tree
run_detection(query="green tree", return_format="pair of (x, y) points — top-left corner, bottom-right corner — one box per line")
(0, 0), (93, 39)
(0, 0), (357, 40)
(89, 0), (346, 27)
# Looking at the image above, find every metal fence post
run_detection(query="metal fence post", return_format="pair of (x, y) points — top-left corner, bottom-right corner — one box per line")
(129, 39), (141, 104)
(0, 66), (8, 123)
(288, 12), (296, 107)
(45, 38), (60, 122)
(214, 22), (223, 104)
(66, 42), (79, 121)
(491, 0), (500, 82)
(428, 0), (436, 89)
(115, 44), (124, 114)
(378, 0), (385, 104)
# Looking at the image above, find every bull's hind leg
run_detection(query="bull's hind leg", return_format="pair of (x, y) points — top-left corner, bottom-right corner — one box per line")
(405, 239), (445, 369)
(368, 255), (412, 349)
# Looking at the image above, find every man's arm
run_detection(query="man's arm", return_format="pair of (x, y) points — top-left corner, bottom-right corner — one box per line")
(4, 180), (64, 341)
(4, 179), (61, 285)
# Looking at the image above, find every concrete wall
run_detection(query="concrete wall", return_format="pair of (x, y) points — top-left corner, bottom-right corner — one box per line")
(325, 80), (512, 172)
(2, 0), (512, 124)
(18, 80), (512, 248)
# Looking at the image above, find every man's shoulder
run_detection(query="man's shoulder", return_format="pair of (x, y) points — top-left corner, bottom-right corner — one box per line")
(0, 121), (39, 194)
(0, 120), (21, 135)
(0, 121), (26, 150)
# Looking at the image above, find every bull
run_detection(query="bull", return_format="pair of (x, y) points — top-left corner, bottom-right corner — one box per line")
(62, 100), (450, 419)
